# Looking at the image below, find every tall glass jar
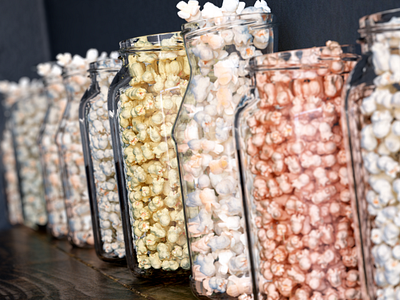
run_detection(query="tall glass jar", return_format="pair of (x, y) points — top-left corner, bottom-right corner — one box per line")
(235, 45), (360, 300)
(108, 32), (190, 277)
(79, 58), (125, 261)
(172, 13), (277, 299)
(0, 83), (23, 225)
(38, 63), (68, 238)
(11, 79), (48, 229)
(56, 64), (93, 247)
(343, 8), (400, 299)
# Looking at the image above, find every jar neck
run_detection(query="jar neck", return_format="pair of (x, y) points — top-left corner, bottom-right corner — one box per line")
(250, 44), (358, 71)
(358, 8), (400, 53)
(182, 12), (276, 39)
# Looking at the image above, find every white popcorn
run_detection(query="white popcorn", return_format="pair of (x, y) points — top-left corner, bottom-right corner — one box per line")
(385, 133), (400, 153)
(372, 41), (390, 74)
(361, 93), (376, 115)
(383, 223), (400, 246)
(378, 156), (400, 178)
(392, 245), (400, 260)
(173, 3), (276, 297)
(363, 152), (381, 174)
(392, 92), (400, 108)
(202, 2), (223, 19)
(390, 54), (400, 74)
(356, 20), (400, 298)
(11, 79), (48, 228)
(57, 52), (121, 247)
(0, 88), (23, 225)
(372, 110), (393, 138)
(375, 269), (389, 287)
(376, 89), (393, 108)
(176, 0), (201, 22)
(392, 121), (400, 136)
(371, 228), (384, 244)
(361, 125), (378, 151)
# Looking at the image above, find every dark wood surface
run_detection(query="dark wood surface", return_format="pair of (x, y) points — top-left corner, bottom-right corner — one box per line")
(0, 226), (197, 300)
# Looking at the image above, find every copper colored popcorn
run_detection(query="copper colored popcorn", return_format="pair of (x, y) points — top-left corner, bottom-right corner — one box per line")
(235, 43), (360, 299)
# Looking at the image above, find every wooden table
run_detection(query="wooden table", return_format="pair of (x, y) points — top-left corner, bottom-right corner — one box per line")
(0, 226), (197, 299)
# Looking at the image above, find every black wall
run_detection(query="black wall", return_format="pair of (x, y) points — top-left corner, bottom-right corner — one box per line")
(43, 0), (400, 58)
(0, 0), (400, 230)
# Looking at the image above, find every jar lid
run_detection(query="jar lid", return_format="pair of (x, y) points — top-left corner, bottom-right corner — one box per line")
(119, 32), (183, 52)
(249, 43), (358, 71)
(359, 8), (400, 35)
(182, 12), (276, 38)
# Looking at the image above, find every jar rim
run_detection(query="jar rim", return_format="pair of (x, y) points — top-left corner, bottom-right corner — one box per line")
(119, 32), (183, 52)
(88, 58), (122, 72)
(182, 12), (277, 38)
(249, 44), (359, 71)
(359, 8), (400, 34)
(62, 64), (87, 78)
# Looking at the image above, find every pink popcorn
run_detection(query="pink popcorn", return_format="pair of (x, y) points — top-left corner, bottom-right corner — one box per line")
(239, 45), (360, 300)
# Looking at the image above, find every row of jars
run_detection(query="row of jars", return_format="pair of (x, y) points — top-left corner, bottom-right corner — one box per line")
(1, 5), (400, 300)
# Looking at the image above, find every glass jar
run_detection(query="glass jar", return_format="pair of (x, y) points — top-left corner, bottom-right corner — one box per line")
(235, 45), (360, 299)
(79, 58), (125, 261)
(38, 63), (68, 238)
(56, 64), (93, 247)
(172, 13), (277, 299)
(0, 83), (23, 225)
(343, 8), (400, 299)
(11, 79), (48, 229)
(108, 32), (190, 277)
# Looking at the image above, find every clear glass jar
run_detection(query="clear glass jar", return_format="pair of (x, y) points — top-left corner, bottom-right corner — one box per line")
(0, 85), (23, 225)
(38, 63), (68, 238)
(343, 8), (400, 299)
(79, 58), (125, 261)
(172, 13), (277, 299)
(11, 79), (48, 229)
(235, 45), (360, 300)
(108, 32), (190, 277)
(56, 64), (93, 247)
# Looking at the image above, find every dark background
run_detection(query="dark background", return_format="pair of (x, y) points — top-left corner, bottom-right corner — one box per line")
(0, 0), (399, 230)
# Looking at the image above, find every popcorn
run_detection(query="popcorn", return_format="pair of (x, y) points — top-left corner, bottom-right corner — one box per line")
(172, 1), (277, 297)
(10, 78), (48, 228)
(176, 0), (201, 22)
(57, 51), (114, 247)
(0, 82), (24, 225)
(358, 28), (400, 290)
(234, 44), (362, 299)
(112, 33), (190, 271)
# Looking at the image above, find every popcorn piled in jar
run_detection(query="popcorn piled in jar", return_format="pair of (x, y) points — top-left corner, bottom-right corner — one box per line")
(37, 62), (68, 238)
(235, 43), (361, 299)
(11, 78), (48, 228)
(172, 0), (276, 297)
(79, 56), (126, 259)
(109, 33), (191, 274)
(56, 49), (104, 247)
(343, 9), (400, 299)
(0, 80), (24, 225)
